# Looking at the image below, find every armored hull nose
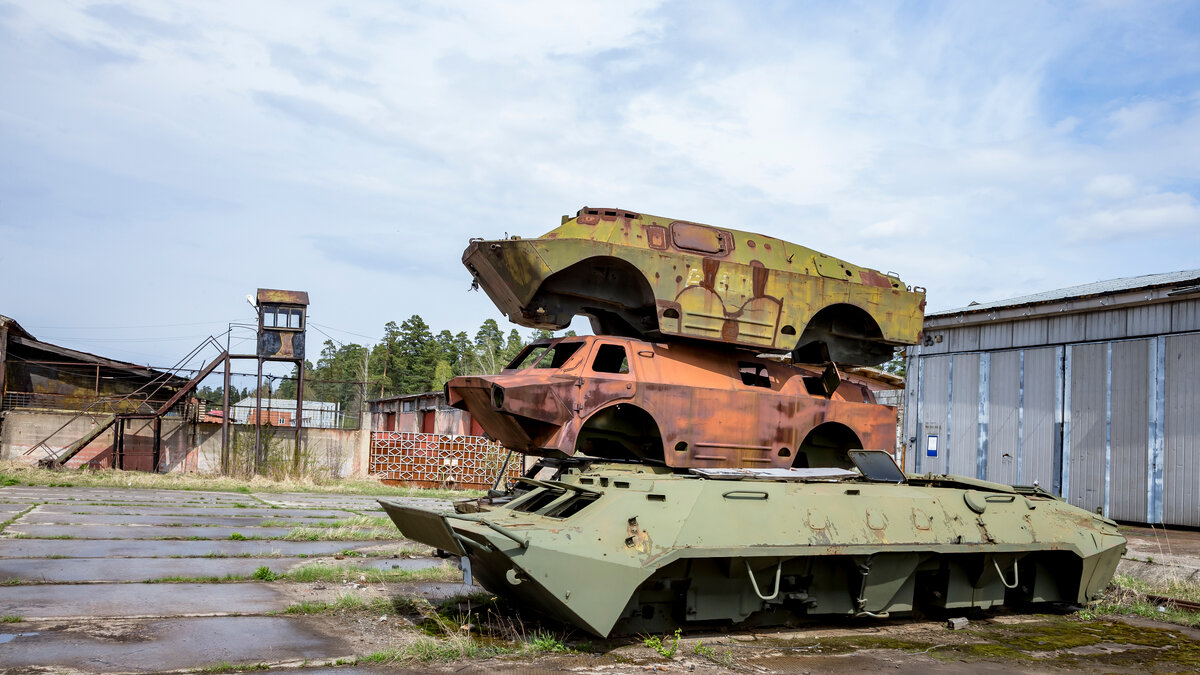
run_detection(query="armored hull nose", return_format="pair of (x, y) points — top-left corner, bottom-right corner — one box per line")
(463, 239), (562, 330)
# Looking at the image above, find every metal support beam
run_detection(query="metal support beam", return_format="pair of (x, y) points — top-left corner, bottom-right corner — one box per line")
(152, 416), (162, 473)
(293, 363), (305, 473)
(0, 325), (7, 406)
(221, 353), (231, 474)
(254, 358), (264, 472)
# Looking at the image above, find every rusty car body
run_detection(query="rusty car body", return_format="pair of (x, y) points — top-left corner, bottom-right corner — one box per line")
(463, 207), (926, 365)
(445, 334), (897, 469)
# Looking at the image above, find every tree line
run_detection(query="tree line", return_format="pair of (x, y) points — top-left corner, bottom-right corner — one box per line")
(197, 316), (573, 417)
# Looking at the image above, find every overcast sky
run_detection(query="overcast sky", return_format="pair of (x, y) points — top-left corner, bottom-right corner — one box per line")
(2, 1), (1198, 373)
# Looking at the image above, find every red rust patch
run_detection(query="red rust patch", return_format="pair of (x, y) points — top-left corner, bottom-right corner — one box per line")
(860, 270), (893, 288)
(701, 258), (720, 290)
(750, 260), (767, 297)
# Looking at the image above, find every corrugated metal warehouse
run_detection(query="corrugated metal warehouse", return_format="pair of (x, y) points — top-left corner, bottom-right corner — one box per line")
(902, 270), (1200, 527)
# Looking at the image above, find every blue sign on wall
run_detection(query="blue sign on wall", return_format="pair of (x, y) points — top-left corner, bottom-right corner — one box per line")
(926, 435), (939, 458)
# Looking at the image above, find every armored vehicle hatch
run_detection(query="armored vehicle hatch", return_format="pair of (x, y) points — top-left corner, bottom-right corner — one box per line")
(464, 207), (926, 366)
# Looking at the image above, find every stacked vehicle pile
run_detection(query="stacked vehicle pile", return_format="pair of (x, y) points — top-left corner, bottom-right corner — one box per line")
(382, 207), (1125, 637)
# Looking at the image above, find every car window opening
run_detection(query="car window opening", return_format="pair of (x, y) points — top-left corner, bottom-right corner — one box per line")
(506, 341), (584, 370)
(738, 362), (771, 388)
(592, 344), (630, 374)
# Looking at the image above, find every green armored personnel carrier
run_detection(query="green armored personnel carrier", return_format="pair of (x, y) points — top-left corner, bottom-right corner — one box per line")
(464, 207), (926, 365)
(381, 452), (1125, 637)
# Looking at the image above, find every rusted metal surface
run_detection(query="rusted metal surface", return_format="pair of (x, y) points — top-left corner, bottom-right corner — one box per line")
(446, 335), (897, 469)
(369, 431), (520, 489)
(255, 289), (310, 305)
(463, 207), (926, 366)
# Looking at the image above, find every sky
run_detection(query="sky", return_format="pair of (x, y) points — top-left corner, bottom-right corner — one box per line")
(1, 0), (1198, 375)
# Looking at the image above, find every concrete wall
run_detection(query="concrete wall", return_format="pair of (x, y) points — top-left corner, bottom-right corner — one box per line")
(0, 409), (373, 478)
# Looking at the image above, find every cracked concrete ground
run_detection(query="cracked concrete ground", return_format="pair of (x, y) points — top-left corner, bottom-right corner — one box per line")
(0, 484), (453, 673)
(1, 483), (1198, 674)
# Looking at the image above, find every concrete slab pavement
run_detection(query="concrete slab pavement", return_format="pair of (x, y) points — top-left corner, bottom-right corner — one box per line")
(0, 483), (466, 672)
(0, 556), (443, 583)
(21, 512), (356, 527)
(6, 523), (301, 539)
(0, 582), (292, 618)
(0, 616), (351, 672)
(35, 503), (358, 518)
(0, 538), (398, 558)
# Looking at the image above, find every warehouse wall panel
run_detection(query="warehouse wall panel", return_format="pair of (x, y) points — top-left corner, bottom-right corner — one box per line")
(1048, 315), (1085, 343)
(1020, 347), (1060, 490)
(1163, 333), (1200, 527)
(949, 353), (980, 478)
(915, 355), (951, 475)
(1108, 340), (1149, 522)
(1012, 318), (1048, 347)
(980, 323), (1013, 350)
(1126, 304), (1170, 337)
(1067, 343), (1106, 514)
(1085, 308), (1128, 342)
(948, 326), (980, 353)
(1171, 299), (1200, 332)
(987, 351), (1020, 485)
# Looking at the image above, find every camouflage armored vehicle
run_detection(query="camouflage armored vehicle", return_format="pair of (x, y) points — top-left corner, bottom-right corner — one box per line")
(446, 334), (895, 468)
(381, 208), (1124, 638)
(380, 452), (1126, 637)
(464, 207), (926, 366)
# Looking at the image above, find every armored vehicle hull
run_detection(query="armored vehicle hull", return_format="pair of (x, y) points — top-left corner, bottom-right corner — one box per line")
(381, 458), (1125, 637)
(464, 207), (926, 366)
(446, 334), (897, 467)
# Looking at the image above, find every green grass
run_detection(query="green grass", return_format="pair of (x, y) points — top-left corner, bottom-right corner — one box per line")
(284, 592), (382, 615)
(0, 505), (35, 534)
(643, 628), (682, 658)
(284, 561), (459, 584)
(360, 635), (514, 663)
(228, 532), (248, 540)
(278, 515), (404, 541)
(1, 615), (21, 623)
(528, 631), (570, 653)
(1079, 573), (1200, 628)
(145, 574), (248, 583)
(693, 640), (735, 666)
(251, 565), (279, 581)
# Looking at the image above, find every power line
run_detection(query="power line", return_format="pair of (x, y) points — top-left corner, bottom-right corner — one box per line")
(27, 319), (242, 331)
(309, 322), (380, 343)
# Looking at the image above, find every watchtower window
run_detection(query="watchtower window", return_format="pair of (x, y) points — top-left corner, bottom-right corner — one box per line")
(591, 344), (630, 374)
(263, 306), (304, 330)
(738, 362), (771, 388)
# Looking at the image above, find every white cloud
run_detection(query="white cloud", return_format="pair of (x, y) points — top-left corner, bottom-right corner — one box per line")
(1059, 191), (1200, 242)
(1084, 174), (1138, 200)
